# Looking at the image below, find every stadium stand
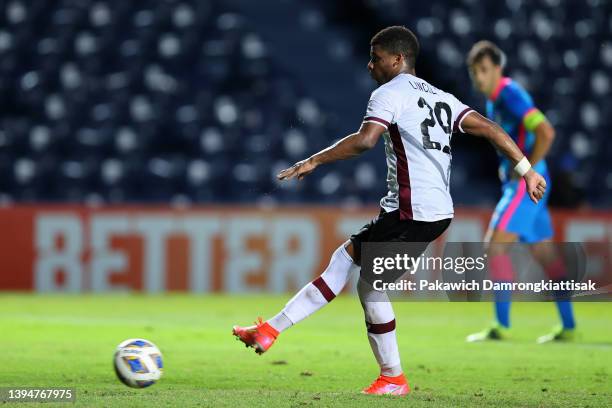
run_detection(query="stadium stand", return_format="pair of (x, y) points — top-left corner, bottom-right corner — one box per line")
(0, 0), (609, 206)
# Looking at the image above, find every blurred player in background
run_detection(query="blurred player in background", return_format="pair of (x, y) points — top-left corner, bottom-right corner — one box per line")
(233, 27), (547, 396)
(465, 41), (576, 344)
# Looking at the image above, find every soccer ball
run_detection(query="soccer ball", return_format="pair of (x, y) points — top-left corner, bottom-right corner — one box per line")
(113, 338), (164, 388)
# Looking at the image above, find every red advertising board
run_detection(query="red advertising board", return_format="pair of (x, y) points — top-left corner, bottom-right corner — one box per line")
(1, 206), (610, 292)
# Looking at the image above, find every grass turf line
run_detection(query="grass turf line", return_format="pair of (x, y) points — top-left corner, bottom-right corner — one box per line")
(0, 294), (611, 407)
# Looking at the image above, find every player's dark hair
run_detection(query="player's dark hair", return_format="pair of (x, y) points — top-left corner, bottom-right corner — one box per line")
(467, 40), (506, 67)
(370, 26), (420, 69)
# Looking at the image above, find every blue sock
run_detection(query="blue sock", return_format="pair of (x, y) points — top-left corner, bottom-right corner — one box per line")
(555, 300), (575, 329)
(494, 288), (512, 328)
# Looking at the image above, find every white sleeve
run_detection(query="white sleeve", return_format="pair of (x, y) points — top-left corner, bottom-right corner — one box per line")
(449, 94), (475, 134)
(363, 87), (396, 129)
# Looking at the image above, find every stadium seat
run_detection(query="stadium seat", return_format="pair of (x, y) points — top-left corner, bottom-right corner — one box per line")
(0, 0), (608, 206)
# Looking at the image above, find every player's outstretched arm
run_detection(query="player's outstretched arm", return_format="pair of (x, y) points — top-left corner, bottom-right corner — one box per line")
(277, 122), (385, 181)
(461, 111), (547, 204)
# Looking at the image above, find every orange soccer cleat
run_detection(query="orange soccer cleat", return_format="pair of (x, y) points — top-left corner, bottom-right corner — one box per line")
(362, 373), (410, 396)
(232, 317), (279, 355)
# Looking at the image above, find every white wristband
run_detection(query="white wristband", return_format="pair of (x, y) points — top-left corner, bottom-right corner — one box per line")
(514, 157), (531, 177)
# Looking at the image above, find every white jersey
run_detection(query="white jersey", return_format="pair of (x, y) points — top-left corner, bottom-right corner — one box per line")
(363, 73), (473, 222)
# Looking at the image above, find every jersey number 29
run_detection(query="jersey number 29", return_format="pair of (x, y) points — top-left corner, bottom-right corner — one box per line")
(417, 97), (452, 154)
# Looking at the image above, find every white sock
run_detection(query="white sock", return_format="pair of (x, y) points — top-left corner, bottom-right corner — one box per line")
(268, 245), (356, 333)
(358, 278), (403, 377)
(267, 311), (293, 333)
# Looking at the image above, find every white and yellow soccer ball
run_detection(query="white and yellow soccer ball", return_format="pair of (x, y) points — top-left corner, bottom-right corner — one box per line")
(113, 339), (164, 388)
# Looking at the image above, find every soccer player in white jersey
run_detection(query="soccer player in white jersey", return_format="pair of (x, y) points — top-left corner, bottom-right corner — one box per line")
(233, 26), (547, 396)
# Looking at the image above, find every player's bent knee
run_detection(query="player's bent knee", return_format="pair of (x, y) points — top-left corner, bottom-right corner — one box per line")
(362, 301), (395, 325)
(343, 240), (356, 262)
(315, 244), (356, 298)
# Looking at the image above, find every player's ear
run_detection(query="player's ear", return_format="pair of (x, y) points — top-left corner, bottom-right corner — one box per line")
(393, 53), (402, 67)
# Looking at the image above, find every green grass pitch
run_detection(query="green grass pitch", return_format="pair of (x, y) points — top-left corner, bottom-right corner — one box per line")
(1, 294), (611, 407)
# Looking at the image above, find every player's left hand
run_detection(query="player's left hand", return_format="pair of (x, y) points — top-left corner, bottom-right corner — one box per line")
(523, 169), (547, 204)
(277, 157), (318, 181)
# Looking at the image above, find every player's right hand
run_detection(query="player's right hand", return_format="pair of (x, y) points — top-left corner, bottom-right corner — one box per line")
(277, 157), (318, 181)
(523, 169), (547, 204)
